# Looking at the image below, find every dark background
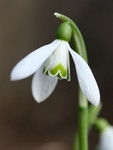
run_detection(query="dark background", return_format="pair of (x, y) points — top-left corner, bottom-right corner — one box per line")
(0, 0), (113, 149)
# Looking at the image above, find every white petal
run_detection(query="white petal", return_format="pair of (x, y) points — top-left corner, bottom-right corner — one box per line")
(31, 64), (58, 103)
(98, 126), (113, 150)
(10, 40), (60, 81)
(68, 44), (100, 105)
(44, 41), (70, 80)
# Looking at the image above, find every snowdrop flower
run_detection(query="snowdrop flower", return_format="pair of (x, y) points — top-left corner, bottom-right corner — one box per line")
(10, 22), (100, 105)
(97, 126), (113, 150)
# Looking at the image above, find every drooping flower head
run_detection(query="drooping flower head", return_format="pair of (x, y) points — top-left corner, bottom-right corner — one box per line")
(95, 119), (113, 150)
(43, 22), (72, 81)
(97, 126), (113, 150)
(10, 22), (100, 105)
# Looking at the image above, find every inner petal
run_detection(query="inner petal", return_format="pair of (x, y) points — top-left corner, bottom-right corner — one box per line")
(44, 41), (70, 81)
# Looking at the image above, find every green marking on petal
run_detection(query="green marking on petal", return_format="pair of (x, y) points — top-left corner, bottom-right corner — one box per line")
(43, 67), (48, 75)
(67, 69), (71, 81)
(49, 63), (68, 79)
(50, 63), (66, 77)
(43, 67), (46, 73)
(43, 63), (71, 81)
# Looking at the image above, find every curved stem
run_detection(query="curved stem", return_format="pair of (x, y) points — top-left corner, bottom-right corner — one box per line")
(54, 12), (88, 62)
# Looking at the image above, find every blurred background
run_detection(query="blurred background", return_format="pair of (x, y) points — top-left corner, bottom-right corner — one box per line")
(0, 0), (113, 149)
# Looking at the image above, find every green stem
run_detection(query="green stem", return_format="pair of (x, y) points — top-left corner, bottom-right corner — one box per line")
(55, 12), (88, 150)
(78, 88), (88, 150)
(88, 103), (102, 131)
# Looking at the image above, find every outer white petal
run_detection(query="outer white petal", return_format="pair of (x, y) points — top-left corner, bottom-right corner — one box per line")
(97, 126), (113, 150)
(68, 43), (100, 105)
(10, 40), (60, 81)
(31, 64), (58, 103)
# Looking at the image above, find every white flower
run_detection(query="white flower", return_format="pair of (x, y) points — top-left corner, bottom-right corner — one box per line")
(97, 126), (113, 150)
(10, 39), (100, 105)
